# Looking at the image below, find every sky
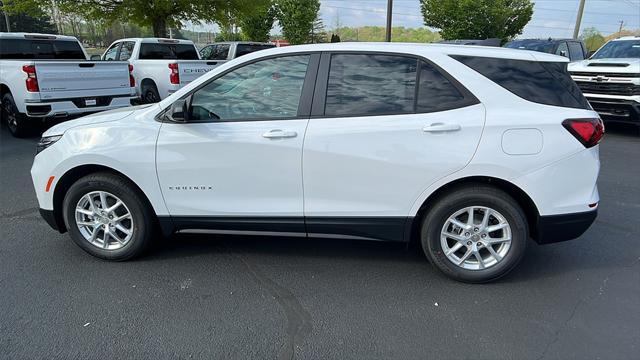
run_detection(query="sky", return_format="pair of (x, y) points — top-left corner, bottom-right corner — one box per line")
(319, 0), (640, 38)
(187, 0), (640, 39)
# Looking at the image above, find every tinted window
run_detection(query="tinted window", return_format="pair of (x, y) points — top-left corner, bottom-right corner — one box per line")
(325, 54), (417, 116)
(103, 42), (120, 60)
(0, 39), (85, 59)
(236, 44), (276, 57)
(139, 43), (199, 60)
(555, 42), (569, 58)
(417, 61), (466, 113)
(200, 45), (213, 59)
(568, 42), (585, 61)
(452, 55), (590, 109)
(118, 41), (135, 61)
(209, 44), (230, 60)
(189, 55), (310, 121)
(592, 40), (640, 59)
(504, 40), (555, 54)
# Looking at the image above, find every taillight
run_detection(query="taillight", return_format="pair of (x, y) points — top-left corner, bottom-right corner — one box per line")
(168, 63), (179, 85)
(562, 118), (604, 148)
(22, 65), (39, 92)
(128, 64), (135, 87)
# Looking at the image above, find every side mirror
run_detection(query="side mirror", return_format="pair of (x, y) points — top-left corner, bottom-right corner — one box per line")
(559, 50), (568, 58)
(167, 98), (189, 122)
(90, 54), (102, 61)
(587, 50), (596, 59)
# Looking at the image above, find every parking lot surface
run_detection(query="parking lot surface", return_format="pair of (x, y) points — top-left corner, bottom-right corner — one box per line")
(1, 124), (638, 360)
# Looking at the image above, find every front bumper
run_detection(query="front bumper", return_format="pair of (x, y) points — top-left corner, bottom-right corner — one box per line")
(39, 208), (66, 233)
(534, 209), (597, 244)
(585, 96), (640, 125)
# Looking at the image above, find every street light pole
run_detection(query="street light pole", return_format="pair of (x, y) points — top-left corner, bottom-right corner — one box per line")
(385, 0), (393, 42)
(572, 0), (586, 39)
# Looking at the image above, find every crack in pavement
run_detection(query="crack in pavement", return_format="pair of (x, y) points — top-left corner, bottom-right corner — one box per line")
(536, 258), (640, 360)
(224, 245), (312, 360)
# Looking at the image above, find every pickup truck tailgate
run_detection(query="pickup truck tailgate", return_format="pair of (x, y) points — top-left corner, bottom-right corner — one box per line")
(177, 61), (217, 86)
(35, 61), (131, 100)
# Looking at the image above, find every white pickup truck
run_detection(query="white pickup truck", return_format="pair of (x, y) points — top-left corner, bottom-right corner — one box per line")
(100, 38), (217, 103)
(0, 33), (136, 137)
(569, 36), (640, 131)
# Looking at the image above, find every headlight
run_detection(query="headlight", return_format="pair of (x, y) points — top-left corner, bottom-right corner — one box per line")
(36, 135), (63, 155)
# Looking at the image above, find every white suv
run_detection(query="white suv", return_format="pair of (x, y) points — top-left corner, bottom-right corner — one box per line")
(31, 43), (603, 283)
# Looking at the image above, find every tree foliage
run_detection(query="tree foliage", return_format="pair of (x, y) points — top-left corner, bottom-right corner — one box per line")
(237, 0), (276, 42)
(0, 8), (57, 34)
(334, 26), (440, 43)
(54, 0), (245, 38)
(420, 0), (533, 42)
(276, 0), (320, 45)
(580, 27), (606, 52)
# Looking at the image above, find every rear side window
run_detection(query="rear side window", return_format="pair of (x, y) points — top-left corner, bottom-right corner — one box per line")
(417, 61), (467, 113)
(0, 39), (85, 59)
(236, 44), (276, 57)
(568, 42), (585, 61)
(139, 43), (199, 60)
(325, 54), (417, 116)
(452, 55), (591, 110)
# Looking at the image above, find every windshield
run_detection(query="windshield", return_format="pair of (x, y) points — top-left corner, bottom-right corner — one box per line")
(0, 39), (86, 60)
(236, 44), (276, 57)
(504, 41), (555, 54)
(591, 40), (640, 59)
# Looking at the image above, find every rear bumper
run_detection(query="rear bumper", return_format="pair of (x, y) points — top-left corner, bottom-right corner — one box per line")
(534, 209), (597, 244)
(24, 95), (134, 118)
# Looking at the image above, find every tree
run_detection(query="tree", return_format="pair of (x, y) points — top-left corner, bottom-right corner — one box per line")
(55, 0), (245, 38)
(0, 9), (57, 34)
(276, 0), (320, 45)
(580, 27), (605, 52)
(238, 0), (275, 42)
(420, 0), (533, 42)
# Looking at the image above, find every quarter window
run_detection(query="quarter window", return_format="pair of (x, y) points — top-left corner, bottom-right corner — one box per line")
(189, 55), (310, 122)
(325, 54), (417, 116)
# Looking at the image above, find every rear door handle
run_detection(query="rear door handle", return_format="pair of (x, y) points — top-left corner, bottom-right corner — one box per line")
(262, 129), (298, 139)
(422, 123), (461, 133)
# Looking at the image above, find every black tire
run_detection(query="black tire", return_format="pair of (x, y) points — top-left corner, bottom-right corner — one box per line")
(1, 93), (31, 137)
(420, 185), (528, 283)
(141, 82), (160, 104)
(62, 172), (155, 261)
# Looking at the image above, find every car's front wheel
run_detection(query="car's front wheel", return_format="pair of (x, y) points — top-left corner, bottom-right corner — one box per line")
(62, 172), (155, 260)
(421, 185), (528, 283)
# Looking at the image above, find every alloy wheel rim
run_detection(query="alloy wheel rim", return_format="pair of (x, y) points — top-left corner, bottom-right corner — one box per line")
(75, 191), (134, 250)
(440, 206), (512, 270)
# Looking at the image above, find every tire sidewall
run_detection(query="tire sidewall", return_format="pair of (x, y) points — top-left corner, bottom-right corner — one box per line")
(2, 93), (26, 137)
(142, 84), (159, 104)
(421, 189), (528, 283)
(62, 175), (152, 260)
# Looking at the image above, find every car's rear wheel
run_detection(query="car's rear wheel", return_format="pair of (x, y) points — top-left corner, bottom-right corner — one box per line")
(62, 172), (155, 260)
(2, 93), (31, 137)
(421, 185), (528, 283)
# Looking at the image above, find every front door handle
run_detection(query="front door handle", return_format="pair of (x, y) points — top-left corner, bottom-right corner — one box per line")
(422, 123), (461, 133)
(262, 129), (298, 139)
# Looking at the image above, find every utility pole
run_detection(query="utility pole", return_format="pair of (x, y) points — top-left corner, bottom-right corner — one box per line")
(385, 0), (393, 42)
(0, 1), (11, 32)
(618, 20), (625, 37)
(572, 0), (586, 39)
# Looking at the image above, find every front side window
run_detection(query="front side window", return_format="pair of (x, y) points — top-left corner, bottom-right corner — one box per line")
(103, 42), (120, 61)
(325, 54), (417, 116)
(200, 46), (213, 60)
(189, 55), (310, 122)
(556, 42), (569, 58)
(118, 41), (135, 61)
(212, 44), (230, 60)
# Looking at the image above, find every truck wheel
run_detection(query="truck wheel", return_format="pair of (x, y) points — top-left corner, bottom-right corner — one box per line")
(420, 185), (528, 283)
(2, 93), (31, 137)
(62, 172), (156, 261)
(141, 83), (160, 104)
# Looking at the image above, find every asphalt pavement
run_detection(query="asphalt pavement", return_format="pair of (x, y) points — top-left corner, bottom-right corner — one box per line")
(1, 122), (638, 360)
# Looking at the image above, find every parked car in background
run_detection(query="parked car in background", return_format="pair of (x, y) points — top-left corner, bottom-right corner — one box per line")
(569, 36), (640, 130)
(0, 32), (135, 137)
(199, 41), (276, 65)
(101, 38), (217, 103)
(504, 38), (588, 62)
(32, 43), (602, 283)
